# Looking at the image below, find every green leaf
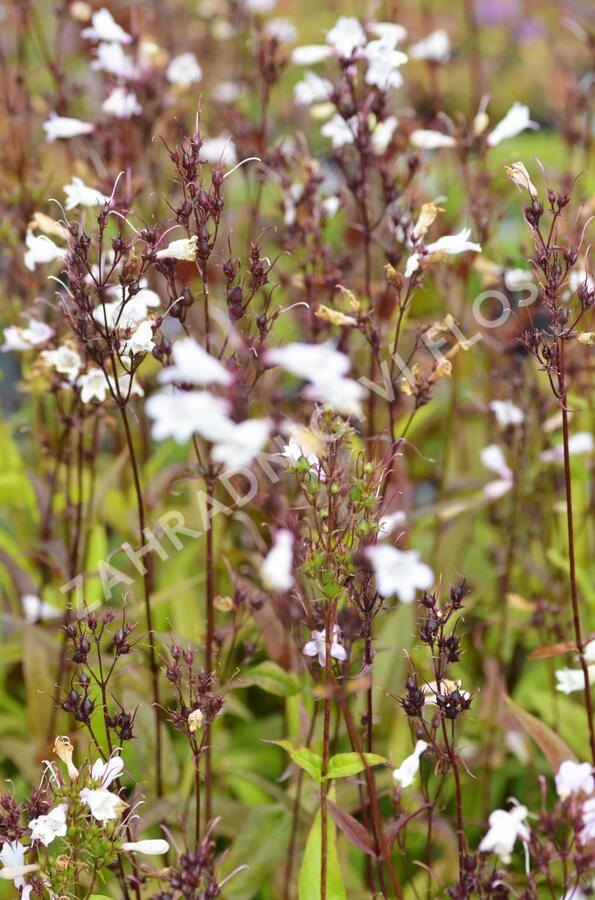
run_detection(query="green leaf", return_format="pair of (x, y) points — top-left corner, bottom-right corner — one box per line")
(240, 661), (300, 697)
(325, 752), (387, 781)
(299, 804), (346, 900)
(271, 740), (323, 782)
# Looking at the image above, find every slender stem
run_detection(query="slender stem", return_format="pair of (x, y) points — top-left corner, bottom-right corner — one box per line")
(204, 467), (215, 827)
(441, 717), (466, 880)
(558, 338), (595, 764)
(119, 405), (163, 795)
(320, 608), (333, 900)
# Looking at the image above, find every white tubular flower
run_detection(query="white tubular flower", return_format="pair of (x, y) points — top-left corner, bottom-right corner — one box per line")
(410, 129), (456, 150)
(91, 41), (137, 79)
(21, 593), (61, 623)
(81, 7), (131, 43)
(303, 626), (347, 667)
(260, 529), (294, 592)
(94, 286), (160, 330)
(409, 29), (451, 63)
(293, 71), (333, 105)
(78, 368), (110, 404)
(155, 235), (199, 261)
(425, 227), (481, 256)
(481, 444), (513, 499)
(580, 796), (595, 844)
(304, 376), (368, 418)
(210, 417), (271, 473)
(23, 230), (65, 271)
(102, 87), (142, 118)
(555, 761), (595, 800)
(1, 319), (53, 351)
(371, 116), (398, 155)
(377, 510), (407, 538)
(43, 114), (94, 142)
(487, 102), (538, 147)
(120, 318), (156, 355)
(29, 803), (68, 846)
(266, 340), (351, 382)
(80, 788), (127, 822)
(364, 42), (407, 91)
(368, 23), (407, 44)
(489, 400), (524, 428)
(556, 665), (595, 695)
(157, 336), (232, 386)
(291, 44), (333, 65)
(478, 802), (530, 864)
(41, 345), (83, 383)
(541, 432), (593, 464)
(146, 390), (232, 443)
(200, 135), (237, 167)
(167, 52), (203, 87)
(321, 114), (357, 149)
(63, 177), (108, 210)
(0, 841), (39, 890)
(91, 753), (124, 788)
(326, 16), (366, 58)
(365, 545), (434, 602)
(121, 839), (170, 855)
(393, 740), (428, 788)
(265, 18), (297, 44)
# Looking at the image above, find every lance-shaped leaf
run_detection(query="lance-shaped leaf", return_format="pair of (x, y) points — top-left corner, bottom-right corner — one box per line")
(270, 740), (323, 782)
(325, 752), (387, 780)
(327, 799), (377, 857)
(504, 695), (577, 771)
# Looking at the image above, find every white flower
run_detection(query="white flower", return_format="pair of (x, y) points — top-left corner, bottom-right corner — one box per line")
(94, 286), (160, 330)
(21, 593), (61, 623)
(121, 839), (170, 855)
(265, 18), (297, 43)
(487, 103), (539, 147)
(41, 345), (83, 383)
(146, 389), (231, 443)
(410, 129), (456, 149)
(210, 418), (271, 473)
(91, 753), (124, 787)
(322, 195), (340, 218)
(371, 116), (398, 155)
(294, 71), (333, 105)
(23, 230), (65, 271)
(481, 444), (513, 498)
(404, 253), (420, 278)
(504, 268), (534, 291)
(393, 740), (428, 788)
(120, 319), (155, 355)
(1, 319), (53, 351)
(260, 529), (294, 591)
(0, 841), (39, 890)
(266, 340), (350, 382)
(541, 432), (594, 464)
(303, 625), (347, 667)
(326, 17), (367, 58)
(505, 162), (538, 199)
(368, 23), (407, 45)
(77, 369), (109, 403)
(321, 114), (357, 148)
(364, 41), (407, 90)
(167, 52), (203, 87)
(409, 29), (450, 63)
(555, 761), (595, 800)
(200, 135), (238, 167)
(365, 545), (434, 602)
(304, 376), (367, 417)
(283, 436), (320, 471)
(378, 510), (407, 538)
(425, 228), (481, 256)
(479, 803), (530, 863)
(102, 86), (141, 118)
(112, 372), (143, 399)
(29, 803), (68, 846)
(43, 114), (94, 142)
(244, 0), (276, 11)
(556, 665), (595, 695)
(490, 400), (524, 428)
(81, 7), (131, 43)
(291, 44), (333, 65)
(580, 796), (595, 844)
(158, 336), (232, 386)
(155, 235), (198, 261)
(80, 787), (126, 822)
(212, 81), (245, 104)
(91, 41), (137, 79)
(64, 177), (109, 210)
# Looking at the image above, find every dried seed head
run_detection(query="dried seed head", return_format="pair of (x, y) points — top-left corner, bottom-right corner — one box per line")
(188, 708), (204, 733)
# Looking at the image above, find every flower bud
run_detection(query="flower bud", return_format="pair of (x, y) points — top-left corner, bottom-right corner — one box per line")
(54, 735), (79, 780)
